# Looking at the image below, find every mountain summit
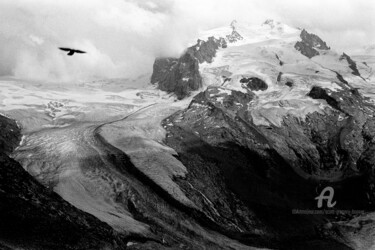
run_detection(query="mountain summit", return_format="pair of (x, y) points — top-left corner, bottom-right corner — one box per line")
(152, 20), (370, 99)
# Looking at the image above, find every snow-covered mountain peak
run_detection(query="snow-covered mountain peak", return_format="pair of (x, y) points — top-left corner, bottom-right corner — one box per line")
(188, 21), (373, 128)
(152, 18), (374, 111)
(197, 20), (300, 48)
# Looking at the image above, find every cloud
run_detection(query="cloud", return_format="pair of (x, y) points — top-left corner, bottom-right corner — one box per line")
(0, 0), (180, 81)
(0, 0), (373, 82)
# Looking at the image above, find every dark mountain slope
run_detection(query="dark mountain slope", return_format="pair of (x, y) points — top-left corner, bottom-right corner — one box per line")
(0, 115), (128, 250)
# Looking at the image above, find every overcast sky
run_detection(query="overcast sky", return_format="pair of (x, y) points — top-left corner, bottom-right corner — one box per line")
(0, 0), (374, 82)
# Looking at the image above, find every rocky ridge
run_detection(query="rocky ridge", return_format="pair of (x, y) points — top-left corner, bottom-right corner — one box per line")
(295, 29), (330, 58)
(340, 52), (362, 78)
(151, 23), (239, 99)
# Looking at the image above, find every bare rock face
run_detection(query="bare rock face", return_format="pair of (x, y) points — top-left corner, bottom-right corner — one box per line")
(340, 53), (361, 77)
(226, 20), (243, 43)
(295, 41), (320, 58)
(295, 29), (330, 58)
(0, 115), (127, 250)
(226, 30), (243, 43)
(189, 37), (227, 63)
(0, 116), (21, 154)
(150, 57), (178, 86)
(240, 77), (268, 91)
(300, 29), (330, 50)
(151, 53), (202, 99)
(151, 37), (229, 99)
(151, 36), (228, 99)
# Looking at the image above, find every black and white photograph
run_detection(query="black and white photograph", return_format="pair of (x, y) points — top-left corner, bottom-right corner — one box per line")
(0, 0), (374, 249)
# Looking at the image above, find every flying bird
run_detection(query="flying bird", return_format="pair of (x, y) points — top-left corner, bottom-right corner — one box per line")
(59, 47), (87, 56)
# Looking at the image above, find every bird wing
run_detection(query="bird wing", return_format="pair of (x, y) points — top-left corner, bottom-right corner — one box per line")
(74, 50), (87, 54)
(59, 47), (72, 52)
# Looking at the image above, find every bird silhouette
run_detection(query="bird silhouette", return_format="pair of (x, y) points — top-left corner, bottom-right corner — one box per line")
(59, 47), (87, 56)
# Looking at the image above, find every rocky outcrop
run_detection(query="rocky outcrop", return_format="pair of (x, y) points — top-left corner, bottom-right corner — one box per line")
(300, 29), (330, 50)
(225, 20), (243, 43)
(240, 77), (268, 91)
(340, 53), (361, 77)
(0, 115), (21, 154)
(295, 41), (320, 58)
(0, 115), (127, 249)
(295, 29), (330, 58)
(285, 81), (294, 87)
(275, 54), (284, 66)
(335, 72), (349, 84)
(226, 30), (243, 43)
(151, 22), (245, 99)
(151, 37), (228, 99)
(151, 53), (202, 99)
(189, 37), (227, 63)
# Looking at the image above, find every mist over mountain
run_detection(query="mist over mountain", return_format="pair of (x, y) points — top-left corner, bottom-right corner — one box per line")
(0, 0), (373, 82)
